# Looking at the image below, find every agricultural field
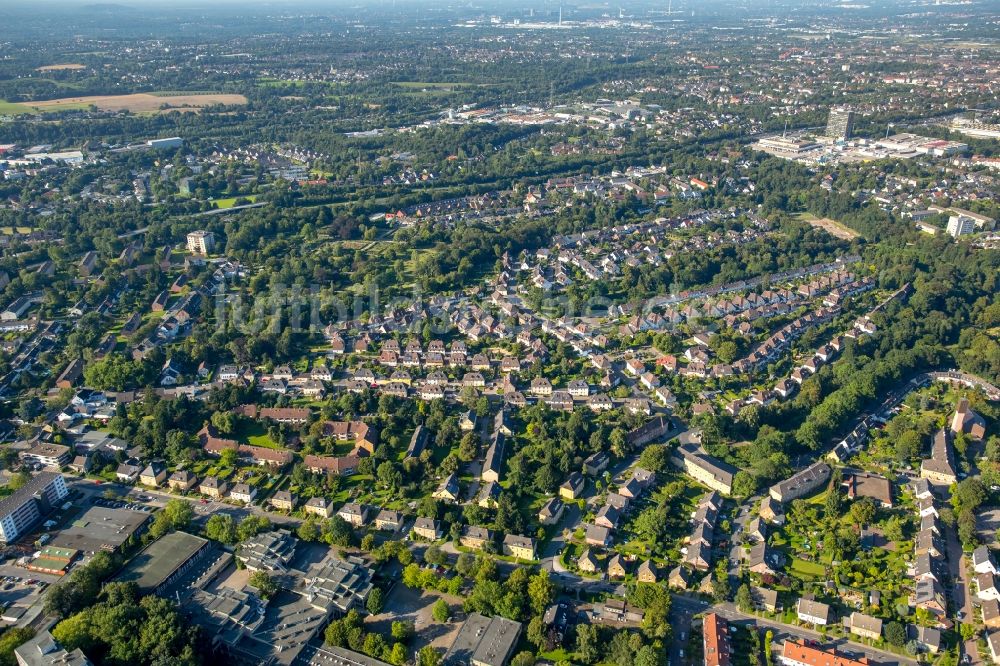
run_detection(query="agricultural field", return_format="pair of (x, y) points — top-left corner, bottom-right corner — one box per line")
(5, 92), (248, 114)
(35, 63), (86, 71)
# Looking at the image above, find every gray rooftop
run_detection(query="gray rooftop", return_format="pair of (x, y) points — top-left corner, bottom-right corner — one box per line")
(444, 612), (522, 666)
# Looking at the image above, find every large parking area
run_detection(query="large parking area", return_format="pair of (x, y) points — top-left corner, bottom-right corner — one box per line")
(90, 496), (154, 513)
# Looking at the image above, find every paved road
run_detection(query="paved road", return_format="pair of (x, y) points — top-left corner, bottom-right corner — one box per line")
(670, 595), (918, 666)
(945, 513), (980, 664)
(69, 478), (304, 529)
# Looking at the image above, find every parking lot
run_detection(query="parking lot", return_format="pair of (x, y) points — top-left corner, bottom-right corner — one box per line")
(90, 496), (154, 513)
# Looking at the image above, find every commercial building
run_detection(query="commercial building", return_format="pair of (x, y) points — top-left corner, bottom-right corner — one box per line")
(756, 136), (822, 155)
(186, 230), (216, 255)
(0, 472), (69, 543)
(826, 107), (855, 140)
(444, 613), (522, 666)
(115, 531), (211, 594)
(147, 137), (183, 150)
(51, 505), (150, 554)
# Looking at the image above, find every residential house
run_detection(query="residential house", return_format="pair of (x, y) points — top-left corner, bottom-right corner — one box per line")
(704, 613), (731, 666)
(668, 566), (692, 590)
(433, 473), (461, 502)
(200, 476), (228, 499)
(769, 462), (830, 503)
(230, 483), (257, 504)
(752, 586), (779, 613)
(585, 524), (613, 547)
(796, 597), (831, 626)
(167, 470), (197, 492)
(338, 503), (369, 527)
(578, 549), (601, 575)
(583, 452), (610, 476)
(460, 526), (493, 551)
(975, 546), (999, 575)
(538, 497), (564, 525)
(921, 429), (957, 485)
(849, 612), (882, 640)
(413, 517), (442, 541)
(979, 573), (1000, 601)
(270, 491), (296, 512)
(304, 497), (333, 518)
(139, 462), (166, 488)
(503, 534), (537, 560)
(607, 554), (627, 579)
(375, 509), (404, 532)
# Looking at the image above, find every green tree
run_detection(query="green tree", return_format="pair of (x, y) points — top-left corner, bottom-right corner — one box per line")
(298, 519), (321, 542)
(849, 497), (876, 527)
(366, 588), (384, 615)
(6, 473), (29, 491)
(249, 571), (279, 600)
(432, 598), (451, 622)
(391, 620), (415, 642)
(0, 628), (34, 666)
(575, 624), (600, 664)
(528, 570), (553, 615)
(205, 513), (238, 544)
(511, 652), (536, 666)
(884, 621), (906, 646)
(51, 612), (94, 653)
(417, 646), (443, 666)
(735, 583), (753, 612)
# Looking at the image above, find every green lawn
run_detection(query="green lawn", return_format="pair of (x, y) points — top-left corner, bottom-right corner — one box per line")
(233, 420), (283, 450)
(790, 557), (826, 579)
(210, 194), (258, 209)
(0, 100), (36, 115)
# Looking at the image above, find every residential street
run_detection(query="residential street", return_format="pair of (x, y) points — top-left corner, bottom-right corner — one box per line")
(670, 595), (919, 666)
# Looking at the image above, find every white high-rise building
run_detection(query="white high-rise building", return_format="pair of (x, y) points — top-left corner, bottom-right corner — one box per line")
(0, 472), (68, 542)
(186, 230), (216, 255)
(947, 215), (975, 238)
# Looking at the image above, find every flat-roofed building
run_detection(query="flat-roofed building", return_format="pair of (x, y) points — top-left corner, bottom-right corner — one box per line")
(51, 505), (150, 554)
(237, 529), (296, 573)
(444, 612), (522, 666)
(115, 531), (210, 595)
(19, 443), (71, 469)
(299, 554), (374, 615)
(186, 230), (216, 255)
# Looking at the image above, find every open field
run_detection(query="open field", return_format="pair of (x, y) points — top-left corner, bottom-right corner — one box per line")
(796, 212), (860, 240)
(0, 101), (37, 115)
(11, 92), (248, 114)
(391, 81), (478, 89)
(209, 195), (258, 209)
(36, 63), (85, 71)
